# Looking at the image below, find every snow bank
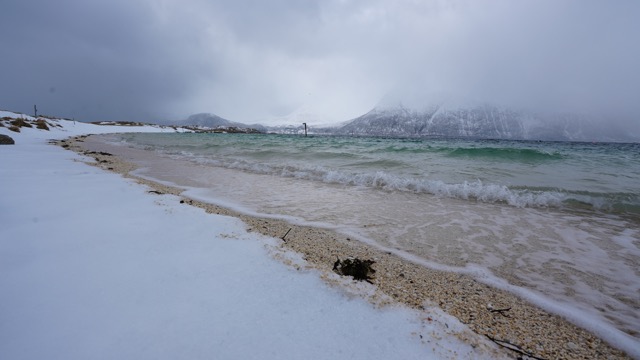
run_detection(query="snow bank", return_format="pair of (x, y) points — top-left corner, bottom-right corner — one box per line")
(0, 110), (188, 143)
(0, 115), (504, 359)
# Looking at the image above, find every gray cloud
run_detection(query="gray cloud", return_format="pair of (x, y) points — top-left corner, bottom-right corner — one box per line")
(1, 0), (639, 129)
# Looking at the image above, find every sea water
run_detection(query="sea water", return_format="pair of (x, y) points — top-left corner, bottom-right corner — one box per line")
(98, 133), (640, 344)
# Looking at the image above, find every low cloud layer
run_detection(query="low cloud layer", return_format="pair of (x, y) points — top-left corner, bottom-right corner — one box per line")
(1, 0), (639, 127)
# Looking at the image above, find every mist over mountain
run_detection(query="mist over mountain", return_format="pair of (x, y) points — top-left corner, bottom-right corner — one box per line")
(262, 105), (325, 127)
(330, 100), (637, 142)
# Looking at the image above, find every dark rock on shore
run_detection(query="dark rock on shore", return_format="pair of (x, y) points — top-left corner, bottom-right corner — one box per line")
(0, 134), (15, 145)
(333, 257), (376, 283)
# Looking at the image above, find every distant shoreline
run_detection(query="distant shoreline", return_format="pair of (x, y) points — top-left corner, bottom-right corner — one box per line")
(57, 133), (633, 360)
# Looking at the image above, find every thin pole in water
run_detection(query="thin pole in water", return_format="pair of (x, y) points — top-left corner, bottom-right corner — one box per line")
(303, 122), (307, 137)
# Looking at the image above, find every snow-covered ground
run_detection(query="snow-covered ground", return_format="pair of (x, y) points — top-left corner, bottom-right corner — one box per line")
(0, 111), (504, 359)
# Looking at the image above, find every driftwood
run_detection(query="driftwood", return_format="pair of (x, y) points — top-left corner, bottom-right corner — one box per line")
(333, 257), (376, 283)
(84, 151), (113, 156)
(485, 334), (547, 360)
(489, 307), (512, 317)
(281, 228), (292, 241)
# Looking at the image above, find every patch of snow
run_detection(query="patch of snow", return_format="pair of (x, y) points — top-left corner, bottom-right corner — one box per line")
(0, 114), (188, 144)
(0, 110), (38, 121)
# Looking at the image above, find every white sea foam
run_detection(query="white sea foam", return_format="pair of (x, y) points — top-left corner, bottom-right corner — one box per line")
(186, 155), (576, 209)
(183, 154), (637, 214)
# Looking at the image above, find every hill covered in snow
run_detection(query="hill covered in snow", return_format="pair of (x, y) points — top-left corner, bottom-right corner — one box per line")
(159, 113), (266, 133)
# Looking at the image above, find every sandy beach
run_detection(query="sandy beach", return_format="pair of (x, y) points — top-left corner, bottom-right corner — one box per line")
(4, 117), (526, 360)
(65, 133), (634, 360)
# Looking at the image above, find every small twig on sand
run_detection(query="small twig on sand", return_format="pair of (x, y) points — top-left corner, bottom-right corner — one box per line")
(485, 334), (547, 360)
(281, 228), (292, 241)
(490, 307), (512, 317)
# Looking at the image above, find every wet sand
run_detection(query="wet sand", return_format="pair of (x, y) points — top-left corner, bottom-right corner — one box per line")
(58, 135), (632, 359)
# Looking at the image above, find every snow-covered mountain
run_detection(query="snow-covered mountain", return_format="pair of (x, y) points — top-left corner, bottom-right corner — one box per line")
(180, 113), (263, 130)
(181, 113), (235, 128)
(334, 102), (635, 142)
(160, 113), (266, 133)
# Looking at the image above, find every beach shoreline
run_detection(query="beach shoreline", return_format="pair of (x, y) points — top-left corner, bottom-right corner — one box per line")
(61, 134), (633, 359)
(6, 121), (513, 359)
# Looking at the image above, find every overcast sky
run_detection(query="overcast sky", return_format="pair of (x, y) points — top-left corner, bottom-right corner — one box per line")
(1, 0), (639, 125)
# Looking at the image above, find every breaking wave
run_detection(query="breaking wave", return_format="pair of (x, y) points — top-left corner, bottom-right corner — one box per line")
(118, 133), (640, 216)
(445, 147), (564, 161)
(181, 154), (637, 214)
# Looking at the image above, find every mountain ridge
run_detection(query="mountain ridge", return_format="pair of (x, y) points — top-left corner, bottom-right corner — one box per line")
(166, 104), (638, 142)
(332, 102), (636, 142)
(159, 113), (266, 133)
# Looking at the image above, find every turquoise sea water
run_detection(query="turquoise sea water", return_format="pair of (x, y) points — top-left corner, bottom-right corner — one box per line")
(98, 133), (640, 345)
(120, 133), (640, 216)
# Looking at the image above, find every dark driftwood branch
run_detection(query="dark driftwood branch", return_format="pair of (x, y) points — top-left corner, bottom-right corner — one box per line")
(485, 334), (547, 360)
(281, 228), (292, 241)
(489, 307), (512, 317)
(490, 307), (512, 312)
